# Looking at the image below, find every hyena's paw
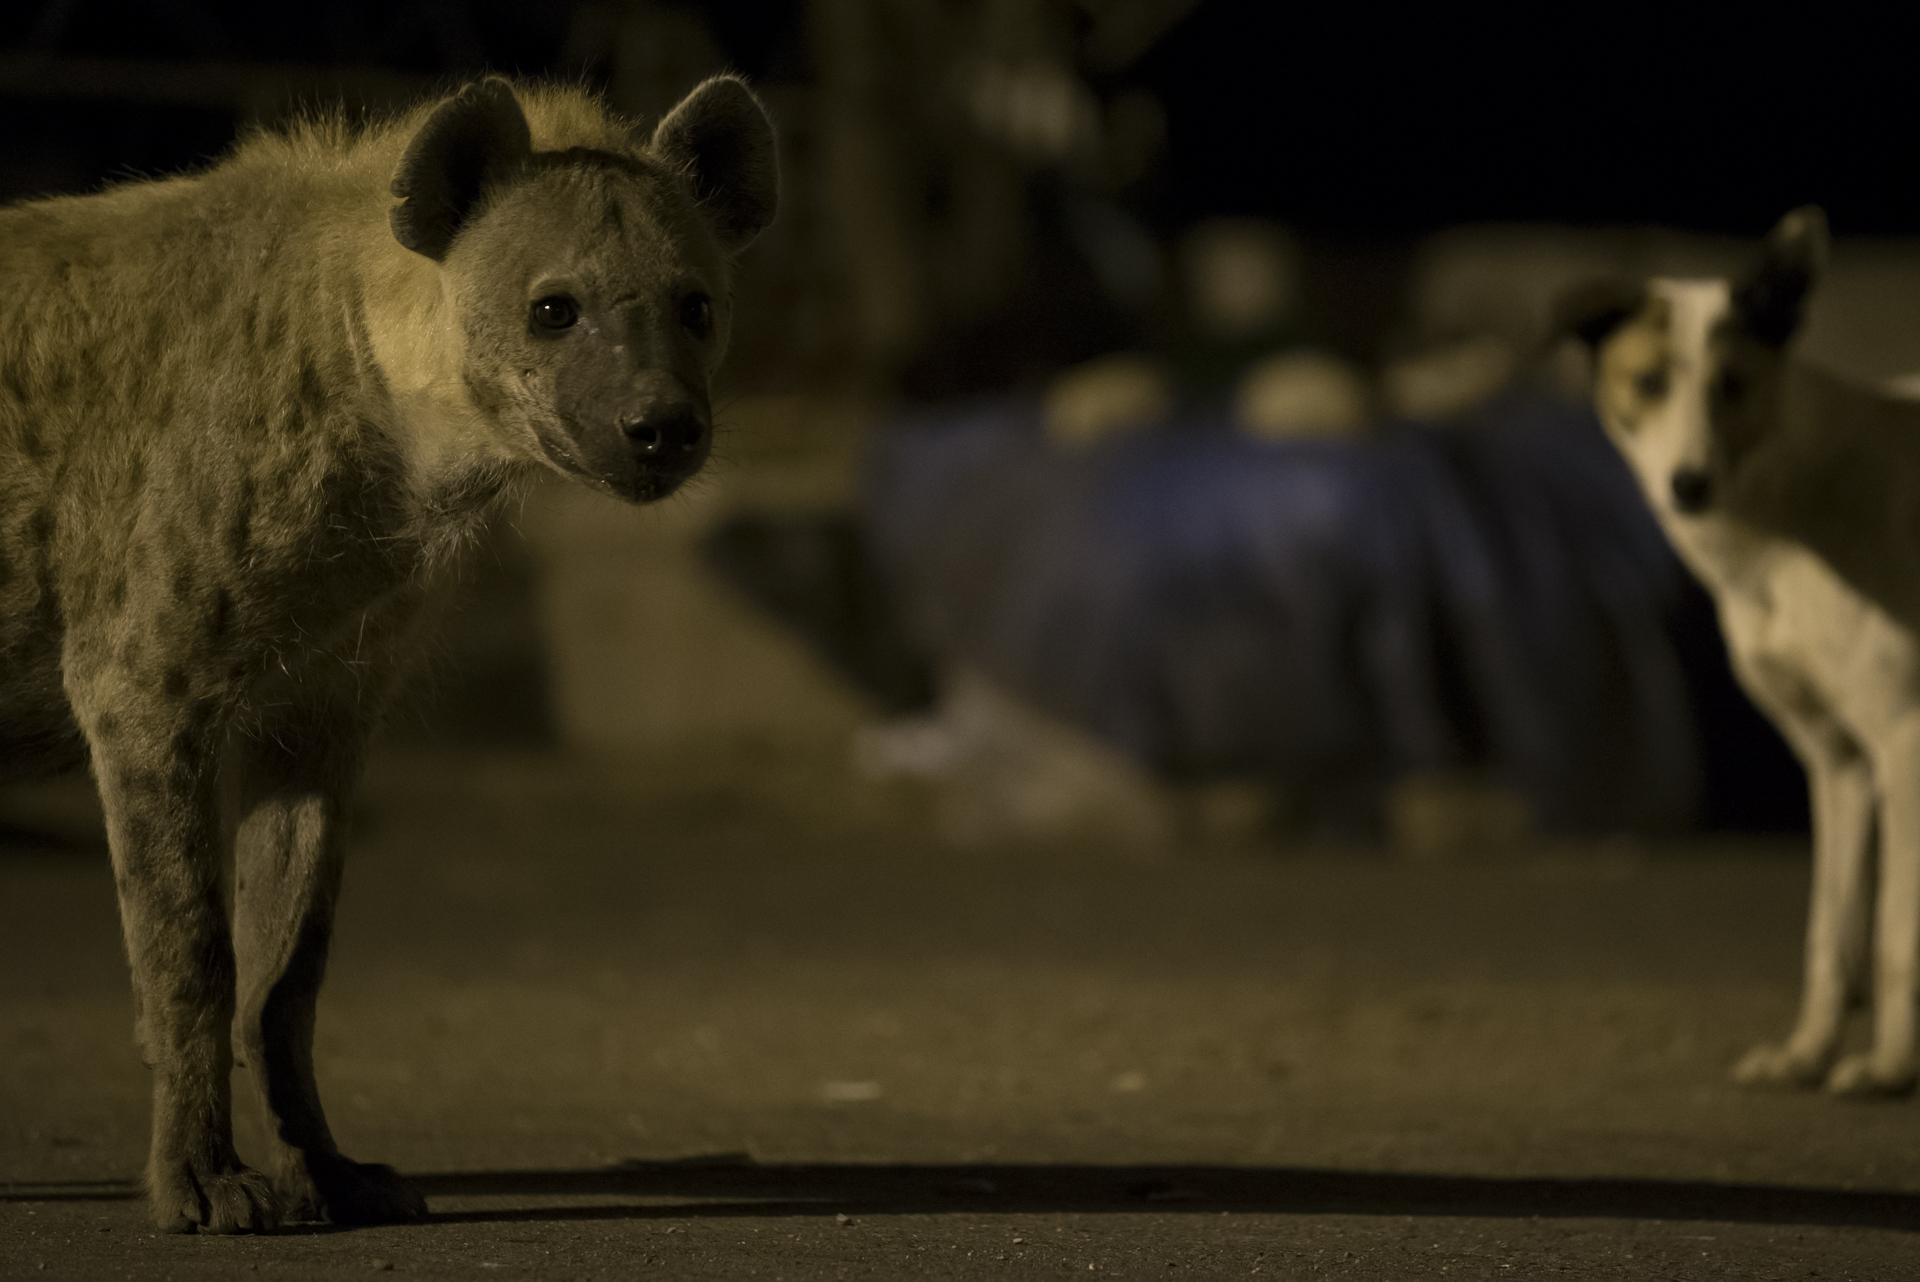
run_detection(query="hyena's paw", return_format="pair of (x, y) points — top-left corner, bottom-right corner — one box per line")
(1731, 1041), (1831, 1090)
(147, 1161), (279, 1234)
(277, 1154), (428, 1226)
(1825, 1053), (1918, 1099)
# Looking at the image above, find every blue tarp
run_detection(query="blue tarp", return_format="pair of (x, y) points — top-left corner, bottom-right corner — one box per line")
(865, 396), (1704, 833)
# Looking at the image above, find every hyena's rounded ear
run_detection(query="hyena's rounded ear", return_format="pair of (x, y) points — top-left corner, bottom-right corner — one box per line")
(1553, 277), (1647, 351)
(649, 75), (779, 253)
(390, 77), (534, 261)
(1733, 205), (1828, 348)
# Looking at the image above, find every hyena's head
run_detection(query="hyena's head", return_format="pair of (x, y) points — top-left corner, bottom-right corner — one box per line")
(389, 76), (778, 502)
(1562, 207), (1826, 522)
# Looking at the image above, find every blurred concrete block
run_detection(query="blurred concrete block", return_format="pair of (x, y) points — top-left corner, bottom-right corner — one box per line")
(1042, 351), (1171, 449)
(517, 397), (878, 754)
(1407, 225), (1920, 386)
(1380, 335), (1517, 423)
(1801, 240), (1920, 384)
(1407, 224), (1746, 356)
(1387, 769), (1532, 862)
(855, 665), (1176, 850)
(1234, 348), (1372, 439)
(702, 511), (936, 714)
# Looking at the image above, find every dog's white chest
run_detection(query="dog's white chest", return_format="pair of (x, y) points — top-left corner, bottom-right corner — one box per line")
(1703, 536), (1920, 739)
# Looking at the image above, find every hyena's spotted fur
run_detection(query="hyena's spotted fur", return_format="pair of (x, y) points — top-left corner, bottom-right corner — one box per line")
(0, 75), (776, 1233)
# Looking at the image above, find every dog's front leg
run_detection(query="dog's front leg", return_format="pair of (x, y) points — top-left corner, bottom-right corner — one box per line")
(1733, 738), (1874, 1088)
(230, 686), (428, 1225)
(68, 660), (277, 1233)
(1828, 717), (1920, 1096)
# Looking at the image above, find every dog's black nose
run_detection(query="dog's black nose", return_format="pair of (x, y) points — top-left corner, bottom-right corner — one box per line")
(1670, 468), (1713, 514)
(623, 405), (706, 457)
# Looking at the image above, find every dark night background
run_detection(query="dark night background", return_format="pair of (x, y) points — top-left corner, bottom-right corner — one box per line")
(5, 0), (1903, 836)
(3, 3), (1912, 235)
(1136, 7), (1918, 238)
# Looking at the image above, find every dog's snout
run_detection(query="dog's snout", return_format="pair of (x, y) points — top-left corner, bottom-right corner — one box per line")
(1670, 468), (1713, 514)
(623, 405), (707, 457)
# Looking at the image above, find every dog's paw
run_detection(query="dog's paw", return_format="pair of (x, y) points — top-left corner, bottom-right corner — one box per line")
(147, 1161), (279, 1234)
(1731, 1041), (1831, 1089)
(1825, 1054), (1918, 1098)
(277, 1154), (428, 1226)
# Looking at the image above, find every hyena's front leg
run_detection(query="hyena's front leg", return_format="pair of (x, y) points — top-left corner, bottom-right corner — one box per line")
(69, 667), (276, 1233)
(229, 696), (426, 1225)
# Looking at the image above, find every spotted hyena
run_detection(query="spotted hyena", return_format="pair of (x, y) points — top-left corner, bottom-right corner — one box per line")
(0, 74), (777, 1232)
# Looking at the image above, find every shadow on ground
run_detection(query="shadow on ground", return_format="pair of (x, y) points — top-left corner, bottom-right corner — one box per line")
(10, 1159), (1919, 1232)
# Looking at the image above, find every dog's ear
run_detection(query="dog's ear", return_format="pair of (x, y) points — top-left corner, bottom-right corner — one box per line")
(1732, 206), (1827, 348)
(1553, 277), (1647, 351)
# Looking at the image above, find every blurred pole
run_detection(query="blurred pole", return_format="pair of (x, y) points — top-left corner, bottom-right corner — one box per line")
(808, 0), (942, 380)
(806, 0), (1185, 392)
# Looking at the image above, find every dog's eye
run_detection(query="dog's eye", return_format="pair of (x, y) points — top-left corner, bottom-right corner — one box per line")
(529, 295), (580, 335)
(680, 292), (713, 338)
(1635, 368), (1669, 401)
(1717, 369), (1744, 404)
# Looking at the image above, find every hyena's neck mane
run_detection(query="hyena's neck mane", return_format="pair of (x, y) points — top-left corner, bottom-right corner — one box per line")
(230, 82), (641, 223)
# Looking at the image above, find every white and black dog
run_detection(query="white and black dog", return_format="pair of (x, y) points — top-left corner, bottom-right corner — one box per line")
(1569, 208), (1920, 1096)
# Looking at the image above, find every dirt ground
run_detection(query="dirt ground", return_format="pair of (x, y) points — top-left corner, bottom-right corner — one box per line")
(4, 745), (1919, 1280)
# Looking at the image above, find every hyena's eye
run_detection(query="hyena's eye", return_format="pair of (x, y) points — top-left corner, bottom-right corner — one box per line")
(680, 292), (713, 338)
(529, 295), (580, 335)
(1635, 367), (1669, 401)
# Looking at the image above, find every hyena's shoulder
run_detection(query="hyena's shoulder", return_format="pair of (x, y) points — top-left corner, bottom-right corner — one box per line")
(0, 80), (649, 567)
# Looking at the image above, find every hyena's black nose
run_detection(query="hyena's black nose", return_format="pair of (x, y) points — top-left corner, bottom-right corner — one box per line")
(623, 405), (707, 458)
(1670, 467), (1713, 514)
